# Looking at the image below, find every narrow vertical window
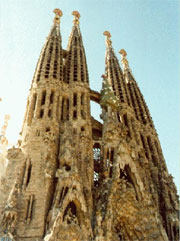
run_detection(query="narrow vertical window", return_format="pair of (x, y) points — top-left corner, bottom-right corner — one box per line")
(66, 99), (69, 120)
(50, 91), (54, 104)
(26, 163), (32, 187)
(48, 109), (52, 118)
(61, 98), (64, 120)
(41, 91), (46, 105)
(73, 110), (77, 120)
(40, 109), (44, 118)
(73, 93), (77, 106)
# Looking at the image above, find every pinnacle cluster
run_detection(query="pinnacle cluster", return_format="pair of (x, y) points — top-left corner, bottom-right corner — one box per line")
(0, 9), (179, 241)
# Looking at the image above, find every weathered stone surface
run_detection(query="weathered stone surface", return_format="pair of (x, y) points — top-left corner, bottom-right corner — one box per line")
(0, 9), (179, 241)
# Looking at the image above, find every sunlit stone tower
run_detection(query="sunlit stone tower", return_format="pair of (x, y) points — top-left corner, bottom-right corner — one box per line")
(0, 9), (179, 241)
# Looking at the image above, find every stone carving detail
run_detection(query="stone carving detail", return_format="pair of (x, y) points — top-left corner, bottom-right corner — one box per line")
(1, 181), (19, 234)
(64, 208), (78, 225)
(43, 131), (56, 144)
(0, 9), (178, 241)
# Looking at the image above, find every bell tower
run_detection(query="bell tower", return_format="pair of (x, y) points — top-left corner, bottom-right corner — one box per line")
(42, 11), (94, 241)
(0, 9), (64, 240)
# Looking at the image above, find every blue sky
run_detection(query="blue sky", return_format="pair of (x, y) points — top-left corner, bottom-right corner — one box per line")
(0, 0), (179, 193)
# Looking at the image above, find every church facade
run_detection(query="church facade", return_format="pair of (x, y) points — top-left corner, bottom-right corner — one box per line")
(0, 9), (179, 241)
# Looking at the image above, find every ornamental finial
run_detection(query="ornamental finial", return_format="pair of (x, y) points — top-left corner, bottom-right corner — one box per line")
(72, 11), (80, 25)
(103, 31), (112, 47)
(53, 9), (63, 25)
(119, 49), (129, 70)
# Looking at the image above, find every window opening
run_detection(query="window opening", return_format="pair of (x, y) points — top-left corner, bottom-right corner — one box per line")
(26, 164), (32, 187)
(61, 98), (64, 120)
(66, 99), (69, 120)
(73, 93), (77, 106)
(93, 143), (101, 187)
(40, 109), (44, 118)
(48, 109), (52, 118)
(73, 110), (77, 120)
(41, 91), (46, 105)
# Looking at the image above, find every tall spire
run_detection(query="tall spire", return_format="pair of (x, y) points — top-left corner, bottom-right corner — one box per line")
(119, 49), (154, 127)
(103, 31), (131, 105)
(32, 9), (63, 83)
(64, 11), (89, 84)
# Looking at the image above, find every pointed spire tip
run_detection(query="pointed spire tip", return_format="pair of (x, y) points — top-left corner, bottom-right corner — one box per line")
(103, 31), (112, 47)
(53, 9), (63, 25)
(72, 11), (80, 25)
(119, 49), (127, 57)
(103, 31), (111, 38)
(119, 49), (130, 71)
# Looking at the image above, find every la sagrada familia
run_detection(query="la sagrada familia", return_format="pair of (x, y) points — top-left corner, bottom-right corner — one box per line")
(0, 9), (179, 241)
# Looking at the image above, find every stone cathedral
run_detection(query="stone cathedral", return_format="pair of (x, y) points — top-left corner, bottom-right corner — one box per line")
(0, 9), (179, 241)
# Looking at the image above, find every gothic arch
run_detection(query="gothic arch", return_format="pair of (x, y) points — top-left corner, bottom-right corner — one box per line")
(116, 142), (144, 200)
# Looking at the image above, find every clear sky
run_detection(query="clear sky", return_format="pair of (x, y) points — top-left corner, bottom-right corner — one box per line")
(0, 0), (179, 193)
